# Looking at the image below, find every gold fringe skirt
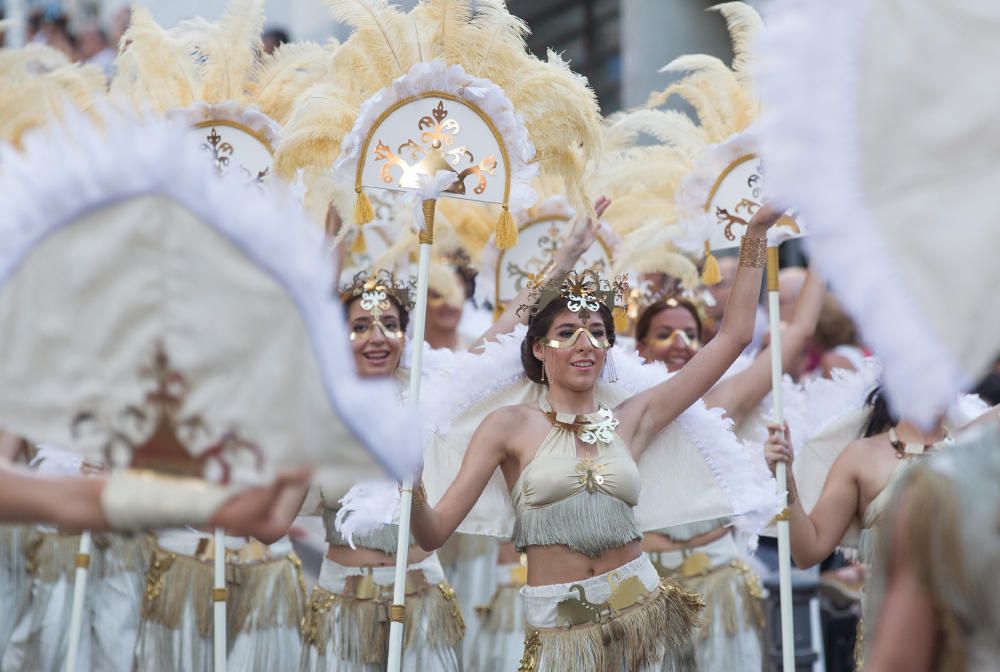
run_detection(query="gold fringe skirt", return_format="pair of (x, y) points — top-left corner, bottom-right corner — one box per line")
(3, 530), (151, 672)
(649, 533), (765, 671)
(300, 555), (464, 671)
(469, 563), (527, 672)
(134, 537), (306, 672)
(517, 555), (703, 672)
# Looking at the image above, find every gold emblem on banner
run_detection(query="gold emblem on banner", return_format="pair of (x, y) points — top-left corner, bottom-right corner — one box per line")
(373, 100), (497, 195)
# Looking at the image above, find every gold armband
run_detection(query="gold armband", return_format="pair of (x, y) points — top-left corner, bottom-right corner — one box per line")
(738, 235), (768, 269)
(411, 481), (428, 510)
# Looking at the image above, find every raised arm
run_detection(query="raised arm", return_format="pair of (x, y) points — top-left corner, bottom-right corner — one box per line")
(705, 270), (825, 422)
(472, 197), (611, 349)
(410, 408), (513, 550)
(618, 205), (784, 453)
(764, 426), (861, 568)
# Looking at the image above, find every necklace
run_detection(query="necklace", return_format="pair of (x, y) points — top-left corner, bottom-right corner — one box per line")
(542, 399), (620, 445)
(888, 426), (951, 459)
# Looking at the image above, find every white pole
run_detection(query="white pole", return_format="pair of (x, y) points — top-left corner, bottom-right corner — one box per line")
(64, 531), (93, 672)
(213, 528), (227, 672)
(386, 198), (436, 672)
(6, 0), (27, 48)
(767, 246), (795, 672)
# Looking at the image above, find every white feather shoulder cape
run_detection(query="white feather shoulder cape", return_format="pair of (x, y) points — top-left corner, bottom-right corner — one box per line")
(420, 327), (782, 543)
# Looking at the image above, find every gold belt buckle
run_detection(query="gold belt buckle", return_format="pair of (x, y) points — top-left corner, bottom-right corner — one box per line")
(680, 551), (711, 578)
(555, 571), (650, 629)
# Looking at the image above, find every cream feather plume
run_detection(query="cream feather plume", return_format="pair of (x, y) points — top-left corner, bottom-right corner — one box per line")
(249, 41), (333, 125)
(275, 0), (602, 233)
(111, 6), (202, 112)
(0, 43), (71, 74)
(709, 2), (763, 87)
(469, 0), (530, 75)
(327, 0), (415, 80)
(1, 55), (108, 149)
(596, 1), (765, 289)
(173, 0), (265, 103)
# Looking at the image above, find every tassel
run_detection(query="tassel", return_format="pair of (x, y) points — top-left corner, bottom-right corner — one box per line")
(495, 205), (518, 250)
(351, 228), (367, 254)
(613, 307), (630, 335)
(354, 188), (375, 226)
(604, 349), (618, 383)
(701, 242), (721, 286)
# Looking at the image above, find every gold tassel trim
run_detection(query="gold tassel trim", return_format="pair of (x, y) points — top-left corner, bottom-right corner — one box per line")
(661, 559), (764, 640)
(350, 228), (367, 254)
(354, 188), (374, 226)
(495, 206), (518, 250)
(24, 531), (153, 583)
(141, 546), (306, 637)
(518, 580), (703, 672)
(301, 581), (465, 663)
(701, 242), (722, 286)
(476, 584), (523, 633)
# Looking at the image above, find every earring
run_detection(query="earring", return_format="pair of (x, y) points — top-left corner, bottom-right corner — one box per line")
(540, 359), (547, 384)
(603, 349), (618, 383)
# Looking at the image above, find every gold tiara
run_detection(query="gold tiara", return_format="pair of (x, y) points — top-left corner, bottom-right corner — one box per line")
(519, 270), (628, 324)
(339, 270), (415, 320)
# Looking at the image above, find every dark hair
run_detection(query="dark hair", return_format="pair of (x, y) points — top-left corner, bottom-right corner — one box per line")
(262, 27), (291, 46)
(520, 297), (616, 384)
(972, 371), (1000, 407)
(634, 299), (703, 343)
(861, 385), (894, 438)
(342, 294), (411, 333)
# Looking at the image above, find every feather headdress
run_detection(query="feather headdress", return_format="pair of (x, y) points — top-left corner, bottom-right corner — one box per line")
(274, 0), (602, 249)
(111, 0), (333, 164)
(0, 44), (108, 149)
(598, 3), (771, 289)
(473, 174), (616, 314)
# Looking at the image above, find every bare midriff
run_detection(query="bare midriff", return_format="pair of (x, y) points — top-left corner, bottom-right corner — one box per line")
(524, 540), (643, 586)
(497, 541), (521, 565)
(326, 543), (432, 568)
(640, 525), (729, 553)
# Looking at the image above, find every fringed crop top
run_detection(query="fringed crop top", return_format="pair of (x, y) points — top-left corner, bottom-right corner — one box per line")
(322, 508), (413, 555)
(510, 396), (642, 558)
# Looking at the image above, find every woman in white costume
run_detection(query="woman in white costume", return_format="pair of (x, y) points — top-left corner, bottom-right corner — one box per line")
(462, 196), (614, 672)
(279, 269), (464, 672)
(864, 420), (1000, 671)
(633, 273), (824, 671)
(764, 385), (987, 666)
(411, 205), (783, 671)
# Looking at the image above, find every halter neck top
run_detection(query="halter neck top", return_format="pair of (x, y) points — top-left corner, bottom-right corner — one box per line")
(857, 431), (952, 566)
(510, 396), (642, 557)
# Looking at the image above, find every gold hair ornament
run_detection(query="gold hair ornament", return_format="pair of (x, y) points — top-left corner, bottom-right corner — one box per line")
(518, 270), (628, 325)
(339, 269), (416, 320)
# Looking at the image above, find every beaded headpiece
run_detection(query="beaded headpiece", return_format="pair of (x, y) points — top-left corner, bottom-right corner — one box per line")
(339, 269), (415, 320)
(519, 270), (628, 324)
(627, 279), (711, 323)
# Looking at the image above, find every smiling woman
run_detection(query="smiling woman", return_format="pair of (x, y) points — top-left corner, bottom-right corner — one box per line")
(409, 203), (782, 672)
(522, 300), (615, 387)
